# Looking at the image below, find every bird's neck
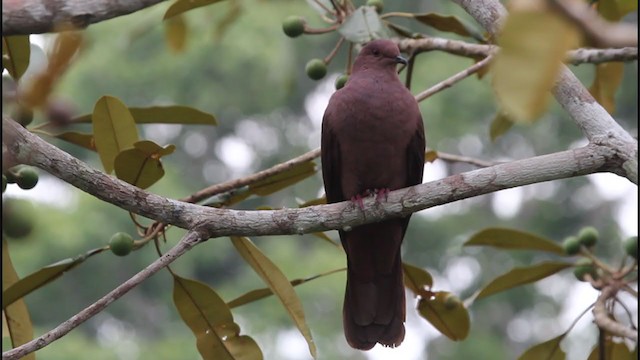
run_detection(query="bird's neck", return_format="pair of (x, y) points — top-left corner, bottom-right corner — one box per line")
(350, 66), (402, 87)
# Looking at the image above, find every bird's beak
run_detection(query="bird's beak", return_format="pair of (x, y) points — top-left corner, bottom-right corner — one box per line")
(395, 55), (408, 65)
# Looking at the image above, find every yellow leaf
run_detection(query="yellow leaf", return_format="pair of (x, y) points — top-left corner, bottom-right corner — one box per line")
(492, 9), (580, 122)
(230, 237), (317, 359)
(72, 105), (218, 125)
(249, 161), (316, 196)
(413, 13), (482, 40)
(587, 335), (634, 360)
(164, 15), (188, 53)
(476, 261), (572, 300)
(92, 96), (140, 173)
(518, 334), (566, 360)
(598, 0), (638, 21)
(164, 0), (227, 20)
(489, 111), (514, 142)
(2, 239), (35, 360)
(2, 35), (30, 80)
(403, 262), (433, 297)
(114, 141), (174, 189)
(424, 150), (438, 163)
(464, 228), (565, 255)
(52, 131), (95, 151)
(417, 291), (470, 341)
(172, 274), (263, 360)
(589, 62), (624, 114)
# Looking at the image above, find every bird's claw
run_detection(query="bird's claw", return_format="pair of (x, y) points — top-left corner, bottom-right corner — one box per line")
(350, 194), (366, 211)
(373, 188), (390, 202)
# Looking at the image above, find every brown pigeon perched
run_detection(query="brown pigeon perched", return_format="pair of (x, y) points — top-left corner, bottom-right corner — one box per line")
(321, 39), (426, 350)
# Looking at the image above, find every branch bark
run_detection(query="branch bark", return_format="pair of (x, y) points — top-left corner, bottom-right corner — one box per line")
(592, 286), (638, 341)
(2, 0), (166, 36)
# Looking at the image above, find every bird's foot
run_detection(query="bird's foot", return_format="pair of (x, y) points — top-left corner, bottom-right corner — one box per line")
(350, 194), (366, 211)
(373, 188), (390, 202)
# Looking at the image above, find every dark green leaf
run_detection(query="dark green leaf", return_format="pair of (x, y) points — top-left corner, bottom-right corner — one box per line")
(92, 96), (140, 174)
(587, 336), (634, 360)
(73, 105), (217, 126)
(339, 6), (388, 43)
(52, 131), (95, 151)
(403, 262), (433, 297)
(164, 15), (188, 53)
(164, 0), (227, 20)
(417, 291), (470, 341)
(476, 261), (573, 300)
(489, 111), (514, 142)
(464, 228), (565, 255)
(114, 141), (175, 189)
(249, 161), (316, 196)
(2, 36), (30, 80)
(518, 334), (566, 360)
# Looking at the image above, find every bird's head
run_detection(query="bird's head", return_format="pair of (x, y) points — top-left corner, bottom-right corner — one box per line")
(352, 39), (407, 72)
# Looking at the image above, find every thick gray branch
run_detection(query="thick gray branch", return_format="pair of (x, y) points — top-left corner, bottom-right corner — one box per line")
(2, 0), (166, 36)
(2, 117), (627, 238)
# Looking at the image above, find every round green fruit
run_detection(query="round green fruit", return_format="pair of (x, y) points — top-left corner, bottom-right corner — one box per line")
(335, 74), (349, 90)
(282, 16), (305, 38)
(305, 59), (327, 80)
(16, 167), (39, 190)
(367, 0), (384, 13)
(109, 232), (134, 256)
(624, 236), (637, 259)
(2, 199), (35, 239)
(577, 226), (598, 247)
(562, 236), (581, 255)
(573, 258), (597, 282)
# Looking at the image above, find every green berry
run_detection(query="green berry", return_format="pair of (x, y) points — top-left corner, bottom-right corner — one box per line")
(367, 0), (384, 13)
(577, 226), (598, 247)
(282, 16), (305, 38)
(2, 198), (35, 239)
(305, 59), (327, 80)
(562, 236), (581, 255)
(573, 258), (597, 282)
(624, 236), (637, 259)
(109, 232), (134, 256)
(15, 167), (39, 190)
(335, 74), (349, 90)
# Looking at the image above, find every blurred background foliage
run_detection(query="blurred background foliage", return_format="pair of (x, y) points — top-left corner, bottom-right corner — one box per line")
(2, 0), (637, 359)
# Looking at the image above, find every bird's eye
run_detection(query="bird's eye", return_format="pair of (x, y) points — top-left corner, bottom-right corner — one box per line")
(372, 49), (381, 57)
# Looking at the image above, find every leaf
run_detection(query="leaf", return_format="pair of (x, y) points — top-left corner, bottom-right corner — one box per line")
(413, 13), (482, 40)
(598, 0), (638, 21)
(417, 291), (470, 341)
(297, 197), (326, 208)
(587, 336), (634, 360)
(2, 239), (35, 360)
(114, 141), (176, 189)
(518, 334), (566, 360)
(230, 237), (317, 359)
(464, 228), (565, 255)
(73, 105), (217, 125)
(2, 35), (30, 80)
(227, 268), (345, 309)
(403, 262), (433, 297)
(164, 0), (227, 20)
(249, 161), (316, 196)
(52, 131), (96, 151)
(489, 111), (514, 142)
(311, 232), (341, 248)
(589, 62), (624, 114)
(3, 247), (105, 309)
(92, 96), (140, 174)
(213, 0), (242, 41)
(339, 6), (388, 43)
(491, 9), (580, 122)
(172, 274), (263, 360)
(424, 150), (438, 163)
(164, 15), (188, 53)
(476, 261), (573, 300)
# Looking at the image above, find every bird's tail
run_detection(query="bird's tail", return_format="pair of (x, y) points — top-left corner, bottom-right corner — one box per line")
(341, 220), (406, 350)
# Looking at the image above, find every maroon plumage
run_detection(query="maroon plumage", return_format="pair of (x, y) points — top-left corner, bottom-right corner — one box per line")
(321, 39), (426, 350)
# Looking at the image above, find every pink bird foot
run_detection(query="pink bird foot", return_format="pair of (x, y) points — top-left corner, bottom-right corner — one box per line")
(350, 194), (366, 210)
(374, 188), (390, 202)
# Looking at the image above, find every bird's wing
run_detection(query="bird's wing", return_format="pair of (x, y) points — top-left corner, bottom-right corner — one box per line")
(406, 113), (426, 188)
(321, 101), (344, 204)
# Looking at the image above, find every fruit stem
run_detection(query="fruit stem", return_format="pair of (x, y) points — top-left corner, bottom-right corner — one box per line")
(303, 23), (340, 34)
(323, 36), (345, 65)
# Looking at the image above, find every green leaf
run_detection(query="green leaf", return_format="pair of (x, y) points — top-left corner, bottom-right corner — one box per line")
(403, 262), (433, 297)
(589, 62), (624, 114)
(73, 105), (217, 126)
(417, 291), (470, 341)
(489, 111), (514, 142)
(311, 232), (341, 248)
(598, 0), (638, 21)
(230, 237), (317, 359)
(2, 239), (35, 360)
(339, 6), (388, 43)
(249, 161), (316, 196)
(413, 13), (482, 40)
(92, 96), (140, 174)
(172, 274), (263, 360)
(476, 261), (573, 300)
(164, 0), (227, 20)
(227, 268), (345, 309)
(2, 36), (30, 80)
(491, 9), (580, 122)
(52, 131), (95, 151)
(464, 228), (565, 255)
(518, 334), (566, 360)
(3, 247), (105, 309)
(587, 336), (634, 360)
(164, 15), (188, 53)
(114, 141), (176, 189)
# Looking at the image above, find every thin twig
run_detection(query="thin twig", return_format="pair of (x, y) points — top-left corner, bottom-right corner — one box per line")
(592, 285), (638, 341)
(2, 230), (206, 360)
(415, 55), (494, 103)
(323, 37), (346, 65)
(434, 150), (496, 168)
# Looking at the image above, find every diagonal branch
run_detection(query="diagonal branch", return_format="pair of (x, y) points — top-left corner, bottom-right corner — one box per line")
(592, 286), (638, 341)
(2, 0), (167, 36)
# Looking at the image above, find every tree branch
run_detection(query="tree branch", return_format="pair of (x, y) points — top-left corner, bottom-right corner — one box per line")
(1, 230), (206, 360)
(2, 0), (166, 36)
(2, 116), (626, 239)
(592, 286), (638, 341)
